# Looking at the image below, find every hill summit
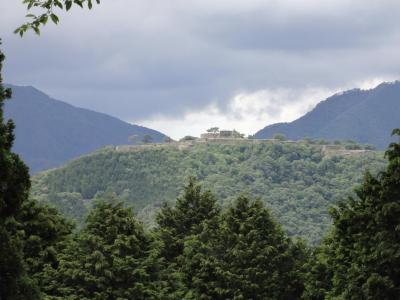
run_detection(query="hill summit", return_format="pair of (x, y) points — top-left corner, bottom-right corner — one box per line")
(32, 141), (386, 243)
(4, 85), (167, 173)
(255, 81), (400, 149)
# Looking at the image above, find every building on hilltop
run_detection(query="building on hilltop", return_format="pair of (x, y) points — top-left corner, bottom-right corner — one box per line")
(200, 132), (218, 139)
(200, 129), (245, 139)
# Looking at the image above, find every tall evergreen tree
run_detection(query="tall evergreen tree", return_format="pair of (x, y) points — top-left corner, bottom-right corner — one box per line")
(15, 198), (73, 290)
(309, 129), (400, 299)
(0, 41), (40, 300)
(182, 196), (307, 300)
(156, 177), (221, 263)
(302, 239), (334, 300)
(155, 178), (221, 298)
(42, 197), (160, 299)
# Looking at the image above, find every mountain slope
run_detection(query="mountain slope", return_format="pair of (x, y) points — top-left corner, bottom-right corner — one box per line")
(4, 85), (166, 173)
(255, 82), (400, 148)
(31, 142), (386, 243)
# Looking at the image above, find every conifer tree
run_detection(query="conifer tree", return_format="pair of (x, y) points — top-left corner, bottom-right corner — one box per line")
(182, 196), (307, 299)
(0, 41), (40, 300)
(15, 198), (73, 290)
(156, 177), (221, 262)
(155, 178), (221, 298)
(42, 197), (160, 299)
(310, 129), (400, 299)
(302, 240), (334, 300)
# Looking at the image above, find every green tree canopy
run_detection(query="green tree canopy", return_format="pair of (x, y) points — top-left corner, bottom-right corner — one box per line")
(306, 128), (400, 299)
(156, 177), (220, 263)
(206, 127), (219, 134)
(182, 196), (307, 299)
(0, 41), (40, 299)
(142, 134), (153, 144)
(154, 178), (221, 298)
(14, 198), (73, 293)
(273, 133), (287, 141)
(42, 197), (160, 299)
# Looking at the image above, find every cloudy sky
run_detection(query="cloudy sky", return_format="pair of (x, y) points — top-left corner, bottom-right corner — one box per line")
(1, 0), (400, 139)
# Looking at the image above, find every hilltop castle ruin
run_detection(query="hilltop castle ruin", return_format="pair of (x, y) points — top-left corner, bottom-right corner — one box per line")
(200, 129), (245, 139)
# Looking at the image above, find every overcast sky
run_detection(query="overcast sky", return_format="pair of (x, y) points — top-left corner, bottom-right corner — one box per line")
(1, 0), (400, 139)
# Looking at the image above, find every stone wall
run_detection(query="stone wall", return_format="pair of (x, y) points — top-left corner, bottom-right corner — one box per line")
(115, 139), (375, 157)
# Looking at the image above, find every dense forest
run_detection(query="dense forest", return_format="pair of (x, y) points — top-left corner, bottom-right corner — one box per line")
(32, 142), (386, 243)
(3, 1), (400, 299)
(4, 137), (400, 298)
(2, 39), (400, 298)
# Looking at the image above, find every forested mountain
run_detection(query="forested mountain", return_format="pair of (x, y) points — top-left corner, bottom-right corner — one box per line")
(4, 85), (167, 173)
(255, 82), (400, 149)
(32, 141), (386, 243)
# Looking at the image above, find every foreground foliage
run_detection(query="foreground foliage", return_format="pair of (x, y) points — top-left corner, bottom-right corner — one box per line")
(2, 36), (400, 298)
(39, 181), (307, 299)
(1, 44), (71, 299)
(0, 42), (39, 299)
(41, 198), (160, 299)
(2, 130), (400, 298)
(16, 0), (100, 36)
(305, 129), (400, 299)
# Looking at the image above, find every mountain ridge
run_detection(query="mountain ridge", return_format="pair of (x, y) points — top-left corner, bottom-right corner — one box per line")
(255, 81), (400, 148)
(4, 84), (167, 173)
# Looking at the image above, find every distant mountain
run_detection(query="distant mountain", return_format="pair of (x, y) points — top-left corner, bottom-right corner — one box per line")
(4, 85), (167, 173)
(255, 82), (400, 149)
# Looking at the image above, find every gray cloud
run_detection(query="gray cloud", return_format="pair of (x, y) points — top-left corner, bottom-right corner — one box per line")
(1, 0), (400, 135)
(191, 1), (400, 51)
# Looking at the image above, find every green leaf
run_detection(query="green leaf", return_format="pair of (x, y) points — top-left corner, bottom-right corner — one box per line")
(40, 15), (48, 25)
(65, 0), (72, 11)
(74, 0), (83, 8)
(54, 0), (63, 9)
(50, 14), (59, 24)
(392, 128), (400, 136)
(33, 26), (41, 35)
